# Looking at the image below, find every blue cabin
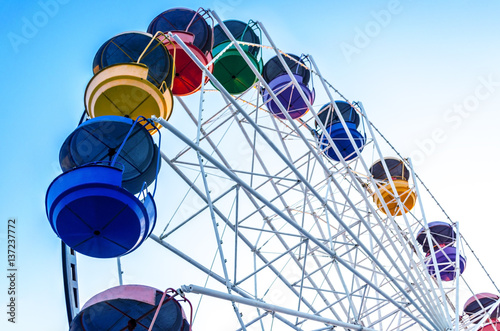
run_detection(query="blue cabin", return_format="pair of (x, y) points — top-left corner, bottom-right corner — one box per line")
(316, 101), (365, 161)
(46, 164), (156, 258)
(59, 116), (161, 195)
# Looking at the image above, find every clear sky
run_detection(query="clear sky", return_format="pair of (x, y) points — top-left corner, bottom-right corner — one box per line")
(1, 0), (500, 330)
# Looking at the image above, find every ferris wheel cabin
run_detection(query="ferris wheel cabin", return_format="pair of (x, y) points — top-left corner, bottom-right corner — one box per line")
(59, 116), (161, 195)
(148, 7), (213, 54)
(261, 53), (315, 119)
(148, 8), (213, 96)
(416, 222), (466, 281)
(316, 101), (365, 161)
(86, 32), (175, 132)
(45, 164), (157, 258)
(464, 293), (500, 327)
(69, 285), (190, 331)
(85, 62), (173, 132)
(211, 20), (262, 95)
(92, 31), (174, 89)
(369, 157), (417, 216)
(416, 221), (456, 253)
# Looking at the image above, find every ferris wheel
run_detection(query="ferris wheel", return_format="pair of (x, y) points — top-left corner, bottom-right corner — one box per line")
(44, 7), (500, 331)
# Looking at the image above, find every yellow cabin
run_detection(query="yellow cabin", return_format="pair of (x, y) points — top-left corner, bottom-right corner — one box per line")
(85, 63), (173, 133)
(369, 157), (417, 216)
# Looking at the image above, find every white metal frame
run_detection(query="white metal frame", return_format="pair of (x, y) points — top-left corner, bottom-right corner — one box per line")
(67, 9), (500, 331)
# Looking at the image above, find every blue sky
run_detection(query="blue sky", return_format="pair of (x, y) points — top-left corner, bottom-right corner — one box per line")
(1, 0), (500, 330)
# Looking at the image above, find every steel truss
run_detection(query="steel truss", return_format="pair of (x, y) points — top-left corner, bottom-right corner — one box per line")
(67, 10), (499, 331)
